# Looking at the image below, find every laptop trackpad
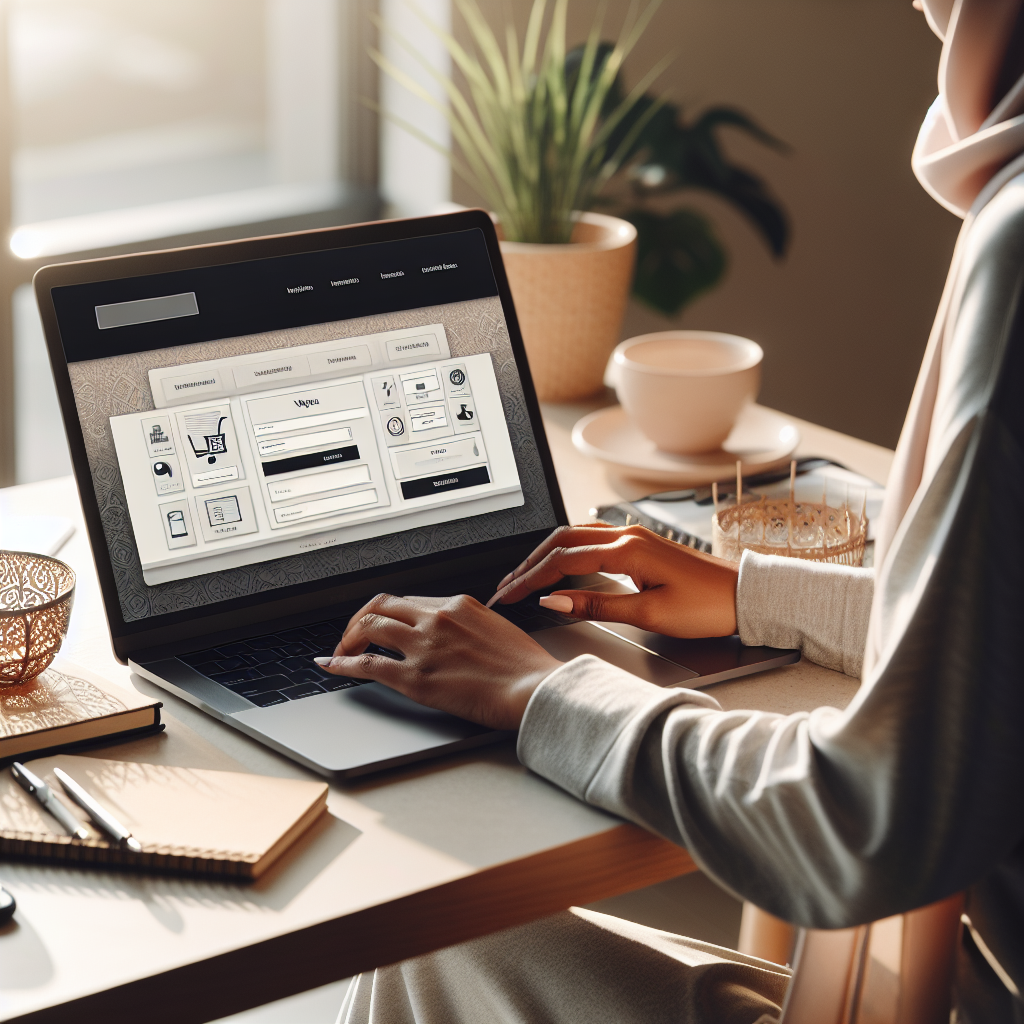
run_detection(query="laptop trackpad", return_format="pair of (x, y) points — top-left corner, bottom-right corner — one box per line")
(532, 622), (698, 687)
(232, 683), (491, 774)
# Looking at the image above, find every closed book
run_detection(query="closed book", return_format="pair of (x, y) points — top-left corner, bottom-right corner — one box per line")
(0, 659), (163, 762)
(0, 754), (329, 879)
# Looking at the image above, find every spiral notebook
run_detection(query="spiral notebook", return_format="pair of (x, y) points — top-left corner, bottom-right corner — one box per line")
(0, 754), (329, 879)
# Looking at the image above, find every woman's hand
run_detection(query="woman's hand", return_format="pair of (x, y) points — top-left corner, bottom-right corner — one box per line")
(490, 524), (739, 638)
(318, 594), (563, 730)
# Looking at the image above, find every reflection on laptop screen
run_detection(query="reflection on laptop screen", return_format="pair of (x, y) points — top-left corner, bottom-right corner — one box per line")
(52, 228), (558, 624)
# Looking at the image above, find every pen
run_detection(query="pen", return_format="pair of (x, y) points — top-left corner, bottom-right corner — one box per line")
(10, 762), (89, 840)
(53, 768), (142, 853)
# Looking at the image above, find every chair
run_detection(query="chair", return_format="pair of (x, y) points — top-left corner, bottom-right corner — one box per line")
(739, 894), (964, 1024)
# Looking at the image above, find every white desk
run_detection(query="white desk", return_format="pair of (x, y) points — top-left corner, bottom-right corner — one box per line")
(0, 405), (891, 1023)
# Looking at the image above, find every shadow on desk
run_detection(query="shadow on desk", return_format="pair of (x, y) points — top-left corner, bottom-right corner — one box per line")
(0, 791), (361, 917)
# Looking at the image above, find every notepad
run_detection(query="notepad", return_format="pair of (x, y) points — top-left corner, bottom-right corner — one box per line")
(0, 754), (329, 879)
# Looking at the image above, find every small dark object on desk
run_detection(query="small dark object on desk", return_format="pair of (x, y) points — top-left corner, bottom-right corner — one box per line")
(0, 886), (15, 923)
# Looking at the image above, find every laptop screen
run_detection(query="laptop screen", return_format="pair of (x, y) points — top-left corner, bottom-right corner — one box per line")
(49, 227), (560, 626)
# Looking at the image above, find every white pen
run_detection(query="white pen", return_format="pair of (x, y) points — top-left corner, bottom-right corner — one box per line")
(53, 767), (142, 853)
(11, 762), (90, 840)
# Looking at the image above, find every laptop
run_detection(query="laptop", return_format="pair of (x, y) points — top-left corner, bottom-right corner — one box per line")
(36, 210), (797, 778)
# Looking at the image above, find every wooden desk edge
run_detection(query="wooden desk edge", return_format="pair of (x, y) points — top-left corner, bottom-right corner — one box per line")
(8, 824), (696, 1024)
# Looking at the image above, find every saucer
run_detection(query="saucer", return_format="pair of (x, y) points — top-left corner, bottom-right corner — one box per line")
(572, 404), (801, 487)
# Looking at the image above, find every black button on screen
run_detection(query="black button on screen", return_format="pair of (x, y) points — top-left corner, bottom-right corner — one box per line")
(262, 444), (360, 476)
(400, 465), (490, 499)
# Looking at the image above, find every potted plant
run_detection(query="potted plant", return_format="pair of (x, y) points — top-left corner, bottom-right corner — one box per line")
(373, 0), (789, 401)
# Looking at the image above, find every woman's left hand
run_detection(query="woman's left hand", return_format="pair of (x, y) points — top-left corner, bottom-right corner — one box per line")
(319, 593), (563, 730)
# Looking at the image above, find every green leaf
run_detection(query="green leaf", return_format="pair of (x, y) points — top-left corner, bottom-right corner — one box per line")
(626, 103), (790, 258)
(626, 208), (727, 316)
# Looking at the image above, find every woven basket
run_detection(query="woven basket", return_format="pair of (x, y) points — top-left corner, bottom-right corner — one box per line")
(498, 212), (637, 402)
(0, 551), (76, 685)
(712, 498), (867, 566)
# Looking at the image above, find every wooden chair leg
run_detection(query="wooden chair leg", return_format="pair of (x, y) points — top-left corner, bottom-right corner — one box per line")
(739, 902), (798, 965)
(896, 893), (963, 1024)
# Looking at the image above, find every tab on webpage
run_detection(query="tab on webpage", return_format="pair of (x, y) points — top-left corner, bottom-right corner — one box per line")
(161, 369), (225, 403)
(385, 335), (440, 361)
(232, 355), (310, 388)
(307, 345), (371, 374)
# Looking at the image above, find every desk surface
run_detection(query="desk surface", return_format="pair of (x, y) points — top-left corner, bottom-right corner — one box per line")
(0, 404), (891, 1024)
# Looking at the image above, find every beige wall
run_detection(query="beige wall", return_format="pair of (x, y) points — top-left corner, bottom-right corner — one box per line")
(454, 1), (961, 449)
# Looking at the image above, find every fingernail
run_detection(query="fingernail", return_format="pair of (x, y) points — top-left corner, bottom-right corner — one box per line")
(486, 581), (514, 609)
(539, 595), (573, 613)
(313, 657), (332, 666)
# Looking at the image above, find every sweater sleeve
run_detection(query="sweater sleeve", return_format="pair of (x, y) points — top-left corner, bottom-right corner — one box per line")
(735, 551), (873, 677)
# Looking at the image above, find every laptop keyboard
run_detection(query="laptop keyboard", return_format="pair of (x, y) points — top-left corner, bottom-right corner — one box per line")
(180, 596), (576, 708)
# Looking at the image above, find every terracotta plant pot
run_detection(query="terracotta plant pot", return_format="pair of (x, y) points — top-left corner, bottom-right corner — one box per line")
(498, 212), (637, 402)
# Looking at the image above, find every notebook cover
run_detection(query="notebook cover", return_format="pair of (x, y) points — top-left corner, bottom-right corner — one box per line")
(0, 754), (329, 879)
(0, 659), (163, 763)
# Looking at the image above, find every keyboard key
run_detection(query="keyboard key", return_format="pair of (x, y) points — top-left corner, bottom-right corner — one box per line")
(320, 676), (360, 691)
(304, 622), (339, 638)
(215, 642), (253, 657)
(252, 664), (289, 677)
(231, 674), (293, 695)
(277, 628), (315, 642)
(278, 682), (325, 700)
(181, 650), (219, 667)
(494, 602), (531, 621)
(246, 690), (287, 708)
(248, 650), (279, 665)
(211, 668), (263, 683)
(279, 642), (316, 657)
(247, 635), (284, 651)
(279, 656), (314, 672)
(287, 668), (327, 685)
(215, 655), (255, 672)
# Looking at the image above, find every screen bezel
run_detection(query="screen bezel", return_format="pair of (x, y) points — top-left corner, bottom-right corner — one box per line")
(34, 209), (568, 662)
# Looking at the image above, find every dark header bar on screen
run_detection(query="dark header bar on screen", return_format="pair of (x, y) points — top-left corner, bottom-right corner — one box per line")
(53, 229), (498, 363)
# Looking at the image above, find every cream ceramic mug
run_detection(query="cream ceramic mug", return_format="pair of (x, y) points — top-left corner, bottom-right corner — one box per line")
(605, 331), (763, 454)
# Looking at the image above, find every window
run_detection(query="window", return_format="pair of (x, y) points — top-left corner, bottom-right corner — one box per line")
(9, 0), (359, 257)
(2, 0), (382, 485)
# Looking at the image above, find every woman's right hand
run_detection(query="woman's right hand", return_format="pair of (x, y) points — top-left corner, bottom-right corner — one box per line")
(489, 524), (739, 638)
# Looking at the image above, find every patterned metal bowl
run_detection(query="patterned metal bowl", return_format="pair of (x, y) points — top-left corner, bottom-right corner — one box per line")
(0, 551), (76, 685)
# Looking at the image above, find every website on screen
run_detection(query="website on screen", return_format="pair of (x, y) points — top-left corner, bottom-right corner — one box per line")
(53, 229), (558, 622)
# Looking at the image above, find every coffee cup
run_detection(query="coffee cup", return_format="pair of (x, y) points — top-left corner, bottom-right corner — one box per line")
(605, 331), (763, 454)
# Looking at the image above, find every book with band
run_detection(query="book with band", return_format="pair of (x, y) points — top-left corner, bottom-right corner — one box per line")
(0, 659), (163, 764)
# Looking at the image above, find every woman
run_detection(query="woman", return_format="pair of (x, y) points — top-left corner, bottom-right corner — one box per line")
(327, 1), (1024, 1020)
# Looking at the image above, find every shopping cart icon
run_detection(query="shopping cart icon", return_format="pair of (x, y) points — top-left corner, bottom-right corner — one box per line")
(184, 412), (228, 459)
